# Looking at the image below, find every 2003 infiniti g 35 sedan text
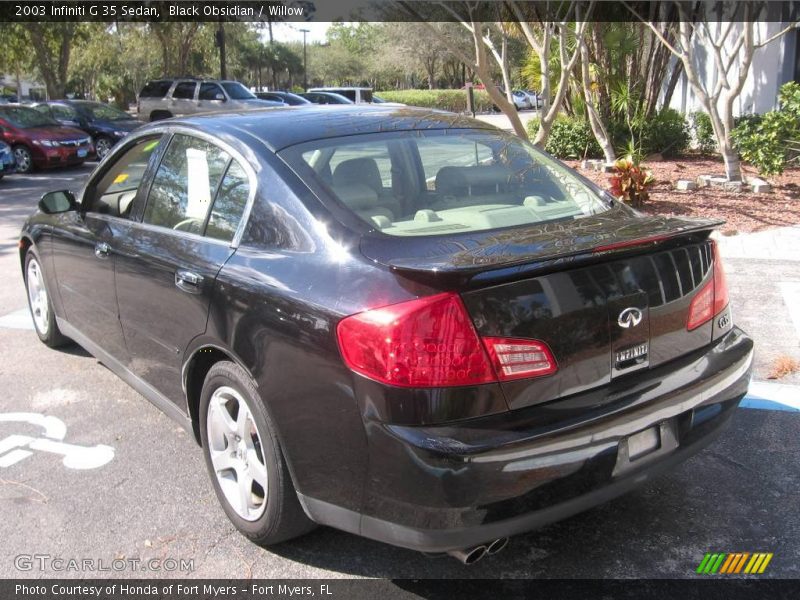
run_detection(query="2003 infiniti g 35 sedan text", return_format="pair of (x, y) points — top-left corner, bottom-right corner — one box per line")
(20, 106), (753, 564)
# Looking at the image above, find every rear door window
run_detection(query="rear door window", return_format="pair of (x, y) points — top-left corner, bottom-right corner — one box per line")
(205, 161), (250, 242)
(172, 81), (197, 100)
(142, 134), (231, 234)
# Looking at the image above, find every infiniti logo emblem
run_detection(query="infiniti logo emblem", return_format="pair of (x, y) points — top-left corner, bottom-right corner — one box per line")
(618, 307), (643, 328)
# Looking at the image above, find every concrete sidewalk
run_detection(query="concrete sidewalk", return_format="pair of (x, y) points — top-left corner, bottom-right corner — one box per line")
(715, 225), (800, 262)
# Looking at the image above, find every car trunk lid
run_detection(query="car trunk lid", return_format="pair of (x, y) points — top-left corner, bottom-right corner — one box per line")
(361, 212), (726, 411)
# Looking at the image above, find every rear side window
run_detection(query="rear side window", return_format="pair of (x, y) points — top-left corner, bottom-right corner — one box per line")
(139, 80), (172, 98)
(143, 134), (230, 234)
(172, 81), (197, 100)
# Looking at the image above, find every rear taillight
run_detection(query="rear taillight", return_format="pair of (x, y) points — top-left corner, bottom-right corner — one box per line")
(336, 293), (557, 388)
(687, 240), (729, 331)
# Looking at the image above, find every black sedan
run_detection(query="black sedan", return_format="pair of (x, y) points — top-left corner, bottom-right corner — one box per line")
(299, 91), (354, 105)
(255, 91), (311, 106)
(19, 106), (753, 564)
(32, 100), (144, 160)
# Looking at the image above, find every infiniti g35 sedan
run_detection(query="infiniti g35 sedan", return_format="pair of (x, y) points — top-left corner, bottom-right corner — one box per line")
(20, 106), (753, 564)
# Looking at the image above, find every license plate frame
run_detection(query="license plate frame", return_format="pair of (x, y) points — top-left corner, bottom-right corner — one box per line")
(613, 419), (679, 476)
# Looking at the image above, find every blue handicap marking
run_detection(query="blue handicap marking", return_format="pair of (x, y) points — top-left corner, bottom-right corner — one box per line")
(741, 381), (800, 413)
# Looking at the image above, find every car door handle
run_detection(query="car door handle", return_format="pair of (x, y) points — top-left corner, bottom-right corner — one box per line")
(94, 242), (110, 259)
(175, 269), (204, 293)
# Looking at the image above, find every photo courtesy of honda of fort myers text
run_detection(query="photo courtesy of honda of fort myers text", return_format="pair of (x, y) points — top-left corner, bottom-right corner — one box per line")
(1, 1), (800, 599)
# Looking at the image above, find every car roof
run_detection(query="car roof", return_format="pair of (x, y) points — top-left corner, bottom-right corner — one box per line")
(153, 105), (496, 151)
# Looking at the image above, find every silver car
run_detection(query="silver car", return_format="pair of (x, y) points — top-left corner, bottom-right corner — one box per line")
(136, 79), (283, 122)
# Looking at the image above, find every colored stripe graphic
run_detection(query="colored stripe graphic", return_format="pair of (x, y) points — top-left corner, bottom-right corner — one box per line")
(697, 552), (772, 575)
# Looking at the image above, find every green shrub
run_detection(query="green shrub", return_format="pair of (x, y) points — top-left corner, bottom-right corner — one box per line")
(525, 116), (602, 159)
(376, 89), (494, 113)
(637, 108), (690, 158)
(691, 112), (716, 153)
(731, 81), (800, 176)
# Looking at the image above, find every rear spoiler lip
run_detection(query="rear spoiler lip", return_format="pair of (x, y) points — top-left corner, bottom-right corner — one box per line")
(378, 217), (724, 277)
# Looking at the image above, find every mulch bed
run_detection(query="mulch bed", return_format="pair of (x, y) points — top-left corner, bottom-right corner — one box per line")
(567, 156), (800, 235)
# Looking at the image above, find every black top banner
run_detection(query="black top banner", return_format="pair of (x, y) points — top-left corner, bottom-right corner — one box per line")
(2, 1), (800, 23)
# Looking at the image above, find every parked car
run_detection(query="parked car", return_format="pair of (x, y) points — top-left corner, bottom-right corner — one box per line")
(254, 91), (310, 106)
(524, 90), (542, 109)
(0, 140), (15, 179)
(137, 78), (283, 121)
(511, 90), (532, 110)
(20, 106), (752, 564)
(31, 100), (144, 160)
(299, 91), (354, 105)
(372, 95), (406, 107)
(0, 105), (94, 173)
(307, 86), (373, 103)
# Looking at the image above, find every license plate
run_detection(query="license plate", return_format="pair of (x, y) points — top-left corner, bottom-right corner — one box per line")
(616, 342), (648, 363)
(628, 426), (660, 460)
(77, 149), (88, 158)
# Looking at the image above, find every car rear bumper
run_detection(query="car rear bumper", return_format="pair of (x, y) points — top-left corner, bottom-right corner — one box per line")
(299, 327), (754, 553)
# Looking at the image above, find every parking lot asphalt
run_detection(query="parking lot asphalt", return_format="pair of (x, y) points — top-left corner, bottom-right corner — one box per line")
(0, 166), (798, 580)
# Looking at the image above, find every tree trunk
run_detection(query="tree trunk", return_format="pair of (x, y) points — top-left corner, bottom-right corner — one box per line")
(579, 33), (615, 163)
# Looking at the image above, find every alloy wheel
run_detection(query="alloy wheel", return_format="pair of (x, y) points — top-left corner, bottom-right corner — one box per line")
(206, 386), (268, 521)
(14, 147), (32, 173)
(26, 258), (49, 335)
(95, 138), (112, 160)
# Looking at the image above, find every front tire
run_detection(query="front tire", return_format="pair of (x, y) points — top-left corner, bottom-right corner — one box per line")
(200, 361), (315, 545)
(13, 146), (33, 173)
(24, 251), (69, 347)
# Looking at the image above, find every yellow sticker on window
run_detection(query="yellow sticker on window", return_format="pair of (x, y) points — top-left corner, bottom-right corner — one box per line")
(142, 140), (159, 153)
(113, 173), (129, 184)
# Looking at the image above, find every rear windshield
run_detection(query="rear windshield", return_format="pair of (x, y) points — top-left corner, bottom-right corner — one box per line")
(0, 106), (58, 128)
(279, 129), (609, 237)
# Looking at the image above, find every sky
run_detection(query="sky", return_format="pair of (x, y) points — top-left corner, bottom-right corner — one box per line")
(267, 22), (333, 44)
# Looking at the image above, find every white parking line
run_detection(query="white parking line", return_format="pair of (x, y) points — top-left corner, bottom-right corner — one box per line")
(0, 308), (34, 331)
(779, 282), (800, 337)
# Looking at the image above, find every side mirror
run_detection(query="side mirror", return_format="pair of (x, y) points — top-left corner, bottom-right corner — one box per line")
(215, 93), (226, 102)
(39, 190), (77, 214)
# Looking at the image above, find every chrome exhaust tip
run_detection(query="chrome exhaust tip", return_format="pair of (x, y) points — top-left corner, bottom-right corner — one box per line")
(486, 537), (509, 555)
(447, 545), (488, 565)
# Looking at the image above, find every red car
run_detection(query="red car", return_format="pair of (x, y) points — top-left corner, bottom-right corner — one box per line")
(0, 105), (95, 173)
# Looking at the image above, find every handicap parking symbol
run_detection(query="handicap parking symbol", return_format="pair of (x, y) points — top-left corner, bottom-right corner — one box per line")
(0, 412), (114, 470)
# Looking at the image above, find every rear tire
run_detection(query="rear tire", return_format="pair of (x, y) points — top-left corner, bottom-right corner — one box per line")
(24, 251), (69, 348)
(199, 361), (315, 546)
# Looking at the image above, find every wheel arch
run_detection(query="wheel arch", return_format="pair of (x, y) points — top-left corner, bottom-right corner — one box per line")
(19, 235), (33, 273)
(182, 342), (253, 445)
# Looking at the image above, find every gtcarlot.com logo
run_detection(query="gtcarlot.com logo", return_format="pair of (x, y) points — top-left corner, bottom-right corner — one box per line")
(696, 552), (773, 575)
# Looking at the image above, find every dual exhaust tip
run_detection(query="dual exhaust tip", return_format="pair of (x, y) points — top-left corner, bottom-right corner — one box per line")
(446, 537), (509, 565)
